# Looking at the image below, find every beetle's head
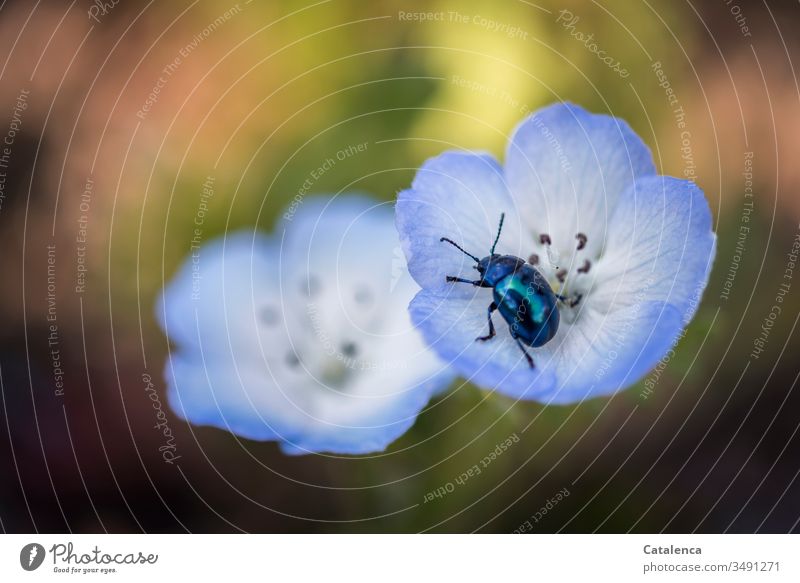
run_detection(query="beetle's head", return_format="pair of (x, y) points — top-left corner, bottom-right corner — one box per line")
(440, 212), (512, 285)
(476, 254), (526, 287)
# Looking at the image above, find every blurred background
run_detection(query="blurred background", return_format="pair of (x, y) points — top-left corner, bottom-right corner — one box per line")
(0, 0), (799, 533)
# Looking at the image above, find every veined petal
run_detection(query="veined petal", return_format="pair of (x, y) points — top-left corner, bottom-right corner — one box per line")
(505, 102), (656, 258)
(591, 175), (716, 323)
(396, 151), (532, 294)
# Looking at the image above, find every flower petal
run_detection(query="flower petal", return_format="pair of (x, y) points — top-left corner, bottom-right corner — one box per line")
(409, 288), (556, 400)
(165, 353), (281, 442)
(505, 102), (656, 257)
(591, 175), (716, 323)
(165, 341), (449, 456)
(396, 151), (531, 294)
(276, 356), (451, 456)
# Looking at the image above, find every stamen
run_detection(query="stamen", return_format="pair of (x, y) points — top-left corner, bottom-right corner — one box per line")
(577, 259), (591, 274)
(539, 233), (552, 246)
(286, 352), (301, 367)
(575, 233), (587, 251)
(556, 269), (567, 283)
(528, 253), (539, 265)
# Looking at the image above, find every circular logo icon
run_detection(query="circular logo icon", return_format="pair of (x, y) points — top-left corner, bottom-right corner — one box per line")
(19, 543), (46, 571)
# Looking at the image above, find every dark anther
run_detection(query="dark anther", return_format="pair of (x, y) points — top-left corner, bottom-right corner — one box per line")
(260, 306), (279, 326)
(286, 352), (301, 367)
(575, 233), (587, 251)
(539, 233), (552, 246)
(528, 253), (539, 265)
(556, 269), (567, 283)
(577, 259), (591, 274)
(341, 341), (358, 357)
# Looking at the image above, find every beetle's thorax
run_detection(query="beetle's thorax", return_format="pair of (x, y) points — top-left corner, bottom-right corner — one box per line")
(477, 254), (526, 287)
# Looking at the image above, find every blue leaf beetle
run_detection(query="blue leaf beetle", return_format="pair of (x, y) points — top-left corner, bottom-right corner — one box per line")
(440, 214), (580, 368)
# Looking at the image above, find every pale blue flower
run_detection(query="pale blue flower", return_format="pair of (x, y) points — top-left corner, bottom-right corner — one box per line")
(157, 195), (452, 455)
(396, 103), (716, 403)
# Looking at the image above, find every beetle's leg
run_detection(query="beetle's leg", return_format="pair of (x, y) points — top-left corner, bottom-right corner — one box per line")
(475, 302), (498, 342)
(446, 276), (483, 285)
(514, 338), (535, 369)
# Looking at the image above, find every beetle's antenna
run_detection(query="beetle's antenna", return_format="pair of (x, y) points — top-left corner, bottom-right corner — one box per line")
(490, 213), (505, 255)
(439, 237), (481, 263)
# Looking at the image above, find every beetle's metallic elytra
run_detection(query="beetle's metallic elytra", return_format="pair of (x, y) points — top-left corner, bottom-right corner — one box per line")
(440, 213), (577, 369)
